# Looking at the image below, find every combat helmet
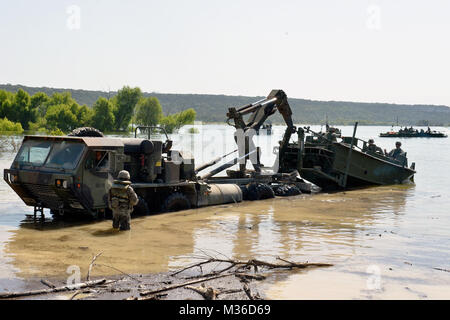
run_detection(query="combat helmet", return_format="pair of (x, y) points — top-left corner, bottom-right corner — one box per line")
(115, 170), (131, 185)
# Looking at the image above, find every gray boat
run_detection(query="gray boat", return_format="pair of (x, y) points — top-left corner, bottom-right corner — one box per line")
(280, 123), (416, 191)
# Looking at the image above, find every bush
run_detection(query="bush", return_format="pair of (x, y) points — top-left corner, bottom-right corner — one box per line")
(161, 108), (196, 133)
(46, 128), (64, 136)
(0, 117), (24, 133)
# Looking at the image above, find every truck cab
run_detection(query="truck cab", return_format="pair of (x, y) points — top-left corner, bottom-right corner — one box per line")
(4, 132), (243, 219)
(4, 135), (125, 218)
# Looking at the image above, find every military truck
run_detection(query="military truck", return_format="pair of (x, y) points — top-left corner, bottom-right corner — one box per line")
(4, 127), (243, 218)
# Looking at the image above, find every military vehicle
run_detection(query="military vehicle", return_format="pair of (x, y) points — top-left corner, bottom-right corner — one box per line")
(199, 89), (417, 192)
(201, 89), (311, 196)
(380, 126), (447, 138)
(3, 126), (244, 219)
(280, 123), (417, 190)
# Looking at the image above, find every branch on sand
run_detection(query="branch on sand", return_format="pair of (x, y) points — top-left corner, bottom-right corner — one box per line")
(171, 256), (333, 277)
(0, 279), (110, 299)
(433, 267), (450, 273)
(87, 252), (103, 281)
(243, 284), (262, 300)
(184, 284), (243, 300)
(40, 279), (56, 289)
(139, 274), (233, 297)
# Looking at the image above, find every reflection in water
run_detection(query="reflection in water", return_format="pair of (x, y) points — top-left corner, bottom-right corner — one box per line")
(4, 185), (412, 279)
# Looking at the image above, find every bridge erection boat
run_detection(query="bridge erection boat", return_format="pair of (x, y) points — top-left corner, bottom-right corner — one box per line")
(280, 123), (417, 191)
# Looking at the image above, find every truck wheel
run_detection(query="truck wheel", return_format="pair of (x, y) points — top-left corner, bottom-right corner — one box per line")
(162, 193), (191, 212)
(68, 127), (104, 137)
(271, 184), (301, 197)
(243, 183), (275, 201)
(133, 196), (150, 216)
(50, 209), (61, 220)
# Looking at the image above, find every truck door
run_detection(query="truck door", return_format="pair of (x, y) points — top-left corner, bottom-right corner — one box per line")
(82, 150), (115, 209)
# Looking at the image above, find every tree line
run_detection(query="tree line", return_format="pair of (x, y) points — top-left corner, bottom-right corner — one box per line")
(2, 84), (449, 127)
(0, 86), (196, 134)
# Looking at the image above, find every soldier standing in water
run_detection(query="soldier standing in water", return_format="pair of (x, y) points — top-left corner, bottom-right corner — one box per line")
(108, 170), (139, 231)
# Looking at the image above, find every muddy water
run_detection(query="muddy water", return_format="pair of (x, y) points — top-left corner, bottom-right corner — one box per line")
(0, 125), (449, 299)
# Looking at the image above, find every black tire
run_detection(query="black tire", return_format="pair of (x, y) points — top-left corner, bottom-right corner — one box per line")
(271, 184), (301, 197)
(50, 209), (62, 220)
(68, 127), (104, 137)
(133, 196), (150, 216)
(243, 183), (275, 201)
(162, 192), (191, 212)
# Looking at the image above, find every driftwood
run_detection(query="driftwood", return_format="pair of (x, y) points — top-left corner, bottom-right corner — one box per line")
(185, 285), (243, 300)
(235, 273), (266, 281)
(0, 279), (107, 299)
(172, 256), (333, 277)
(93, 263), (142, 282)
(40, 279), (56, 289)
(87, 252), (103, 281)
(125, 293), (167, 301)
(433, 267), (450, 273)
(139, 274), (233, 297)
(243, 284), (262, 300)
(185, 285), (220, 300)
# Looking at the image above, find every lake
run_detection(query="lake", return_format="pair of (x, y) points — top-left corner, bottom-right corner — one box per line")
(0, 124), (449, 299)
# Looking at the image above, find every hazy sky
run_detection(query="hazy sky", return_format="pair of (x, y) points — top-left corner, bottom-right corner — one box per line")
(1, 0), (449, 106)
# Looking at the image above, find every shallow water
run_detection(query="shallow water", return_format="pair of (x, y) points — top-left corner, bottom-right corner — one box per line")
(0, 125), (449, 299)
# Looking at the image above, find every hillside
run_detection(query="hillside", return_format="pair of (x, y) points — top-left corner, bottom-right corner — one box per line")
(1, 84), (449, 126)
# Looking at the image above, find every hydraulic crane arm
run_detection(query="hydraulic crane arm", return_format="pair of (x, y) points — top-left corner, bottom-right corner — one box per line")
(226, 89), (297, 174)
(227, 89), (294, 133)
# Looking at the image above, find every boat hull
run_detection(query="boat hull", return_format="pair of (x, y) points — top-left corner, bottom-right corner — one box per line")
(379, 132), (447, 138)
(301, 142), (415, 190)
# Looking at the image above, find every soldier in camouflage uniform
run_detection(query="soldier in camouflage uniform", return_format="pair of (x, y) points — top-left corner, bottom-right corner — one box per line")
(364, 139), (383, 154)
(108, 170), (139, 231)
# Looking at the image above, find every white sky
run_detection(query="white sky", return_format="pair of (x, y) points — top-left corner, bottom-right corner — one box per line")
(0, 0), (449, 106)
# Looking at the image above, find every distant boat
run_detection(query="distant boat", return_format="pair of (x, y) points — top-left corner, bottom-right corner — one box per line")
(379, 127), (447, 138)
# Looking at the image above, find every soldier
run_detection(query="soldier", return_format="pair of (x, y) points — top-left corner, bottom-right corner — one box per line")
(108, 170), (139, 231)
(385, 141), (405, 160)
(364, 139), (383, 154)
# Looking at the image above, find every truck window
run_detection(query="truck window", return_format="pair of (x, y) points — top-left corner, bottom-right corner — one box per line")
(85, 151), (110, 171)
(16, 141), (52, 166)
(44, 142), (85, 170)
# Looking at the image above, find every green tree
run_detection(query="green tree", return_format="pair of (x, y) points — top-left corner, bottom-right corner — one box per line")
(0, 117), (24, 133)
(91, 97), (115, 132)
(134, 97), (163, 127)
(11, 89), (38, 129)
(76, 105), (94, 127)
(0, 90), (14, 119)
(45, 104), (79, 131)
(113, 86), (142, 131)
(30, 92), (48, 109)
(160, 108), (196, 133)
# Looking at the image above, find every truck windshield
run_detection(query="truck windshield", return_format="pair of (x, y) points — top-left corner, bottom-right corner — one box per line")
(15, 141), (52, 166)
(15, 140), (85, 170)
(44, 141), (85, 170)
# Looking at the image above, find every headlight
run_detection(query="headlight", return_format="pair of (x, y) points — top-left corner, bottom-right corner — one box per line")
(10, 174), (18, 183)
(55, 179), (68, 188)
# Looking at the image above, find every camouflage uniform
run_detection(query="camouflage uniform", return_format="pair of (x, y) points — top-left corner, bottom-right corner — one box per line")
(388, 147), (405, 159)
(108, 170), (139, 231)
(367, 144), (383, 154)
